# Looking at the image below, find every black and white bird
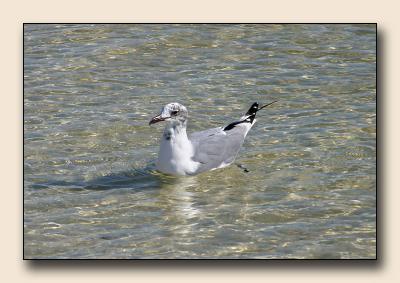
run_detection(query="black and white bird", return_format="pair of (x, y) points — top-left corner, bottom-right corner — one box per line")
(149, 101), (277, 176)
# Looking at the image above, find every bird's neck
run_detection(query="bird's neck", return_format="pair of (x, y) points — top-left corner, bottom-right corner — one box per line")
(163, 121), (188, 142)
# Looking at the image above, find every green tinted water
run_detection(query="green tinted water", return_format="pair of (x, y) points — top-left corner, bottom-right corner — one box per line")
(24, 24), (376, 258)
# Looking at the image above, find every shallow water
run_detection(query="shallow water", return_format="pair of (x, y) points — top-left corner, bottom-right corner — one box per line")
(24, 24), (376, 259)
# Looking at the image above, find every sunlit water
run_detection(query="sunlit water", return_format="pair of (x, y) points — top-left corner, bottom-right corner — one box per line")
(24, 24), (376, 259)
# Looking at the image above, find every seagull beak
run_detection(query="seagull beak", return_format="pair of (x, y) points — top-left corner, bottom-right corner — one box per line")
(149, 114), (167, 125)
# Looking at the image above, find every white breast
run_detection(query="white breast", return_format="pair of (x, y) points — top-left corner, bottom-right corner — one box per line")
(156, 126), (199, 176)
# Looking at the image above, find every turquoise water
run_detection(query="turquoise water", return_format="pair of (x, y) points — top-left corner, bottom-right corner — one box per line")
(24, 24), (376, 259)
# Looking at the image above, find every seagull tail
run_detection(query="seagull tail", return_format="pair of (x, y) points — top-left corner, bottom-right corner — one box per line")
(245, 102), (260, 116)
(225, 101), (278, 131)
(245, 101), (278, 117)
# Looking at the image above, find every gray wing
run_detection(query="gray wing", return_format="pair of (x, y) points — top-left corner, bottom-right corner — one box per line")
(189, 124), (250, 174)
(188, 127), (223, 144)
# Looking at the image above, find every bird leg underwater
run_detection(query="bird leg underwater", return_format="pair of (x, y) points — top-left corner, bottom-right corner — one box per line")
(236, 163), (250, 173)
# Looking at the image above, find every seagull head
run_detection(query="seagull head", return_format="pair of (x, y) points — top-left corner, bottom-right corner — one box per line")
(149, 102), (188, 125)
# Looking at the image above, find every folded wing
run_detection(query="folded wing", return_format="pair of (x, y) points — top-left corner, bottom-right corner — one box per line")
(189, 122), (253, 174)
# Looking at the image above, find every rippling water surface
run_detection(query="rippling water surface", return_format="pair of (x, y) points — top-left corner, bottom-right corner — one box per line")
(24, 24), (376, 259)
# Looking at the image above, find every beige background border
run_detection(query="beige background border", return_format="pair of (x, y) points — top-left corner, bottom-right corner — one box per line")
(2, 0), (398, 281)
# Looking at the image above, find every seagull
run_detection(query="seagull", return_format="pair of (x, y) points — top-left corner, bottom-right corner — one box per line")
(149, 101), (277, 176)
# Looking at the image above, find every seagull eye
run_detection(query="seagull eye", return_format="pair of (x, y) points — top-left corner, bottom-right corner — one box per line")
(171, 110), (179, 116)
